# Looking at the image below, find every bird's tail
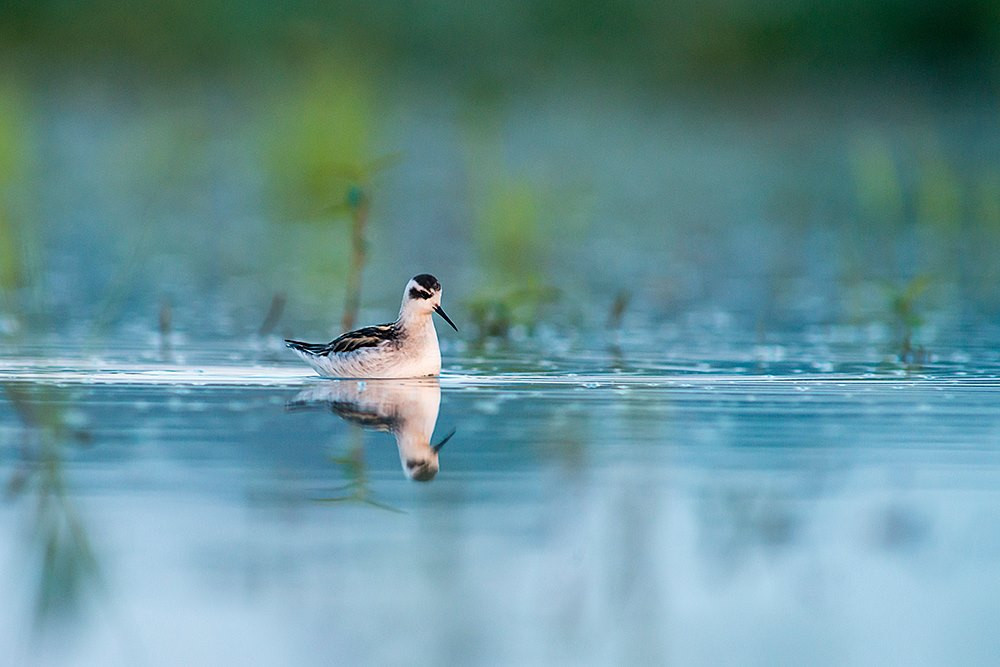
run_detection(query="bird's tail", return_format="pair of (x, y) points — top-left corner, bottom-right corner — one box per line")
(284, 339), (328, 355)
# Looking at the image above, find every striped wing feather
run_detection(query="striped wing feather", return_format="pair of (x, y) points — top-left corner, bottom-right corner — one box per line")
(327, 401), (398, 430)
(285, 398), (398, 430)
(325, 324), (396, 354)
(286, 323), (396, 356)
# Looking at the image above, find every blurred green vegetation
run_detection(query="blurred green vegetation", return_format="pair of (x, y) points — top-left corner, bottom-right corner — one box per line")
(845, 127), (1000, 328)
(0, 75), (41, 329)
(4, 384), (100, 632)
(1, 0), (996, 83)
(0, 71), (172, 341)
(466, 174), (559, 338)
(266, 62), (379, 218)
(1, 0), (999, 341)
(265, 60), (398, 329)
(887, 275), (931, 365)
(462, 120), (562, 339)
(0, 79), (31, 287)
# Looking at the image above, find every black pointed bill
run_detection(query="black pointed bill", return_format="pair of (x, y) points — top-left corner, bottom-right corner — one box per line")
(434, 304), (458, 331)
(432, 428), (457, 453)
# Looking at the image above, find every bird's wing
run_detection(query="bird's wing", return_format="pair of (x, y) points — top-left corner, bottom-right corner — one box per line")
(285, 398), (398, 431)
(327, 401), (398, 431)
(325, 323), (397, 354)
(285, 339), (331, 354)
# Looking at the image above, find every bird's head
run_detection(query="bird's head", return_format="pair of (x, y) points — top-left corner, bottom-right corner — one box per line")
(400, 273), (458, 331)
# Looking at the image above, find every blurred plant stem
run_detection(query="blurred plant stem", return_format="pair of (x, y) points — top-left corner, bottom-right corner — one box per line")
(341, 185), (370, 331)
(317, 428), (401, 512)
(265, 60), (396, 331)
(258, 292), (287, 336)
(887, 275), (931, 366)
(607, 291), (630, 329)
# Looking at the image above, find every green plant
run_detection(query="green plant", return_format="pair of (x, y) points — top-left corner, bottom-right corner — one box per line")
(266, 61), (397, 330)
(885, 275), (931, 366)
(5, 384), (101, 631)
(0, 76), (39, 318)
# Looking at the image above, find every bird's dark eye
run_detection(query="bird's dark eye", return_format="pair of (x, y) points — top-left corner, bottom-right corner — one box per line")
(406, 459), (425, 469)
(409, 288), (433, 300)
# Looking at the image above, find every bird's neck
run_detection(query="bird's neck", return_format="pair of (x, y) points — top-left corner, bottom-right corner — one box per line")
(396, 308), (435, 333)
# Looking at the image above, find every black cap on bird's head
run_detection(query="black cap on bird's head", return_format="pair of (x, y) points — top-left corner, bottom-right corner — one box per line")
(404, 273), (458, 331)
(413, 274), (441, 291)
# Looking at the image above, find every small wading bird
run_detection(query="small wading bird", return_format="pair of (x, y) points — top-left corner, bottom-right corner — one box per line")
(285, 274), (458, 378)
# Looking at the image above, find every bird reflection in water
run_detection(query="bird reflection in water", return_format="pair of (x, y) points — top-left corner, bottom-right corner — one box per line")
(287, 379), (454, 481)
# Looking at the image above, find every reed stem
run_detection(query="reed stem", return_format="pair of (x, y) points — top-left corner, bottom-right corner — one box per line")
(341, 185), (369, 331)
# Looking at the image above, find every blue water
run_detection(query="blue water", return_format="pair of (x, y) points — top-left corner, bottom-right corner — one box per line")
(2, 331), (999, 666)
(3, 69), (1000, 665)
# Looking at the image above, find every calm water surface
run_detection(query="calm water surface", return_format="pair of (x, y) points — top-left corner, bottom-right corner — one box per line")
(3, 50), (999, 666)
(2, 334), (1000, 666)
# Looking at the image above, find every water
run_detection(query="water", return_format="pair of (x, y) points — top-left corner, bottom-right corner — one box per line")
(4, 57), (1000, 666)
(2, 333), (1000, 666)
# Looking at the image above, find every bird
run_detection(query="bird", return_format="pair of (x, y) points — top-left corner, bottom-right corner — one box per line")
(285, 274), (458, 378)
(287, 379), (453, 481)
